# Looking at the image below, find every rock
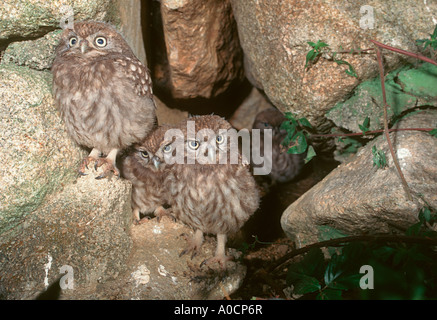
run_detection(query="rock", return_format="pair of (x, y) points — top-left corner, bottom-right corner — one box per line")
(230, 0), (437, 127)
(327, 63), (437, 134)
(0, 170), (133, 299)
(281, 109), (437, 247)
(155, 96), (189, 126)
(115, 0), (148, 65)
(153, 0), (244, 99)
(52, 217), (247, 300)
(2, 30), (61, 70)
(0, 0), (117, 43)
(229, 87), (272, 130)
(0, 64), (83, 236)
(0, 64), (134, 299)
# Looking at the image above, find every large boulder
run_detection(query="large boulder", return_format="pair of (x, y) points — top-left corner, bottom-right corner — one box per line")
(60, 217), (247, 300)
(230, 0), (437, 128)
(0, 64), (134, 299)
(0, 0), (117, 42)
(0, 171), (133, 299)
(152, 0), (244, 99)
(0, 65), (83, 235)
(281, 109), (437, 246)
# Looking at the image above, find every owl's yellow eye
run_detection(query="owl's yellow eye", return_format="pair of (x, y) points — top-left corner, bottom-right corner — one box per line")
(69, 37), (78, 47)
(95, 36), (107, 47)
(140, 151), (149, 159)
(188, 140), (200, 150)
(216, 135), (225, 145)
(163, 144), (172, 153)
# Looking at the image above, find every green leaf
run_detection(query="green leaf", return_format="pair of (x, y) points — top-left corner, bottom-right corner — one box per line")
(304, 145), (317, 164)
(324, 254), (343, 286)
(345, 68), (358, 78)
(314, 40), (329, 50)
(429, 129), (437, 137)
(406, 221), (423, 236)
(307, 41), (317, 48)
(372, 145), (387, 169)
(290, 274), (322, 295)
(284, 112), (295, 120)
(286, 248), (325, 283)
(419, 207), (432, 222)
(287, 131), (308, 154)
(280, 120), (295, 132)
(298, 117), (313, 128)
(334, 59), (358, 78)
(305, 50), (317, 67)
(331, 273), (362, 290)
(358, 116), (370, 134)
(316, 288), (343, 300)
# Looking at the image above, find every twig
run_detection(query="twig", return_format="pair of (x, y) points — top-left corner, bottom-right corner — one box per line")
(310, 127), (435, 138)
(369, 40), (437, 66)
(373, 44), (413, 201)
(266, 234), (437, 274)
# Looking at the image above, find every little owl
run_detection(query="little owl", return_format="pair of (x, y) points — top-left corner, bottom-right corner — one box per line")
(165, 115), (260, 268)
(52, 21), (156, 179)
(121, 125), (176, 224)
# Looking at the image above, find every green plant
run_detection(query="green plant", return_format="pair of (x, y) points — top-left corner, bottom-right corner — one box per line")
(280, 113), (316, 163)
(283, 207), (437, 300)
(416, 24), (437, 59)
(305, 40), (329, 68)
(371, 145), (387, 169)
(358, 116), (371, 135)
(305, 40), (358, 78)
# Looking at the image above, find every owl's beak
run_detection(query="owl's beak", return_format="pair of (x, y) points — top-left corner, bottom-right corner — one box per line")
(80, 40), (89, 54)
(152, 156), (162, 170)
(207, 147), (216, 164)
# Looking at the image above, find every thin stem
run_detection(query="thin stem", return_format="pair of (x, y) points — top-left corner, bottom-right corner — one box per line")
(369, 40), (437, 66)
(310, 127), (434, 138)
(374, 45), (413, 201)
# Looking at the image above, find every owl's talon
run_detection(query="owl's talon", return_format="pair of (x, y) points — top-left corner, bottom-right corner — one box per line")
(94, 157), (120, 180)
(78, 156), (98, 177)
(95, 173), (108, 180)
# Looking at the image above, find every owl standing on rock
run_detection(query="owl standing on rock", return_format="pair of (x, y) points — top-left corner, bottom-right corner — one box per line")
(121, 125), (176, 224)
(52, 21), (156, 179)
(165, 115), (260, 269)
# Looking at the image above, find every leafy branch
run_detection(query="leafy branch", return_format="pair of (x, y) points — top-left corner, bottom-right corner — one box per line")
(305, 40), (369, 78)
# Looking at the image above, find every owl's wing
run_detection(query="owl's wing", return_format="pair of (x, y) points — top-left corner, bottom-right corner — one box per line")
(114, 57), (154, 99)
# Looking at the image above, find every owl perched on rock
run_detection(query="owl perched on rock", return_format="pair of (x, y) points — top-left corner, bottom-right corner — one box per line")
(252, 107), (306, 185)
(121, 125), (176, 224)
(52, 21), (156, 179)
(165, 115), (260, 268)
